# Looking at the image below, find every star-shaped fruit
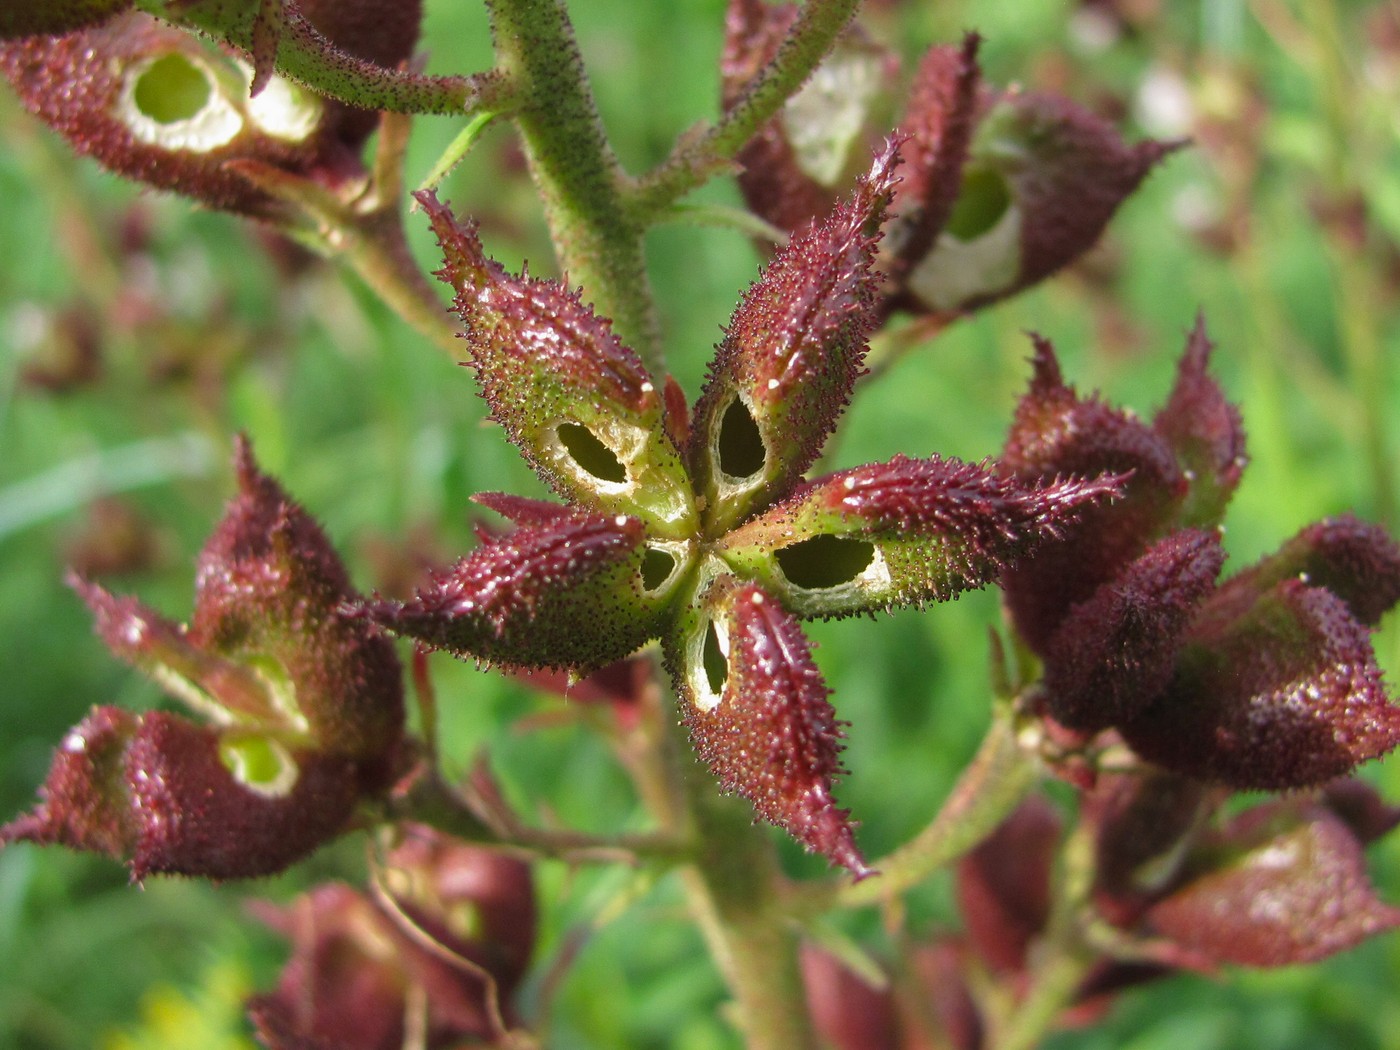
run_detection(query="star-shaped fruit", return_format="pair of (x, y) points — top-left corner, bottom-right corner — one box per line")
(363, 144), (1120, 876)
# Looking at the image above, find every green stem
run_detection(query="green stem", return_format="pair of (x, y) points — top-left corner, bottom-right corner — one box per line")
(342, 207), (462, 357)
(680, 764), (818, 1050)
(627, 667), (814, 1049)
(139, 0), (506, 115)
(485, 0), (661, 365)
(987, 820), (1099, 1050)
(391, 767), (689, 863)
(988, 939), (1095, 1050)
(805, 708), (1036, 913)
(632, 0), (862, 217)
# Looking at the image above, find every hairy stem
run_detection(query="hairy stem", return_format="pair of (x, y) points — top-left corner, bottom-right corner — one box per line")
(485, 0), (661, 365)
(795, 707), (1036, 915)
(680, 761), (818, 1050)
(138, 0), (506, 115)
(987, 820), (1099, 1050)
(632, 0), (862, 217)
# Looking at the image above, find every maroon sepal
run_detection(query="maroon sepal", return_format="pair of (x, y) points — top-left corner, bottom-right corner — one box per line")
(124, 712), (362, 879)
(1147, 801), (1400, 966)
(884, 34), (984, 289)
(985, 93), (1178, 307)
(688, 144), (899, 532)
(674, 579), (871, 877)
(67, 440), (405, 765)
(360, 512), (660, 672)
(471, 492), (579, 527)
(1122, 581), (1400, 790)
(1152, 316), (1247, 526)
(416, 190), (691, 531)
(0, 706), (138, 861)
(720, 453), (1122, 616)
(1042, 529), (1225, 732)
(191, 437), (404, 761)
(1001, 335), (1187, 652)
(1212, 513), (1400, 629)
(0, 707), (365, 880)
(0, 14), (363, 218)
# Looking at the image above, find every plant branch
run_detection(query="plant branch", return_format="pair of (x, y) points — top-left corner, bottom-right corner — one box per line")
(140, 0), (509, 115)
(631, 0), (862, 217)
(795, 705), (1037, 915)
(224, 155), (461, 356)
(678, 757), (818, 1050)
(389, 765), (689, 864)
(484, 0), (661, 365)
(986, 820), (1100, 1050)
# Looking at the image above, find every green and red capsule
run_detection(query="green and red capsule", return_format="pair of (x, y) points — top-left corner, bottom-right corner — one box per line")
(363, 148), (1121, 875)
(1, 0), (422, 218)
(722, 9), (1173, 322)
(2, 439), (403, 879)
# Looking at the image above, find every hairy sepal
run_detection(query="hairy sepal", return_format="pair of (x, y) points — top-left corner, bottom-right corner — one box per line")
(1147, 801), (1400, 966)
(1042, 529), (1226, 732)
(193, 437), (403, 760)
(668, 578), (870, 877)
(363, 512), (666, 673)
(1152, 317), (1247, 527)
(903, 90), (1176, 314)
(718, 454), (1122, 618)
(69, 439), (402, 763)
(1212, 513), (1400, 629)
(0, 706), (366, 880)
(0, 13), (351, 218)
(884, 35), (984, 291)
(1122, 581), (1400, 789)
(1001, 336), (1187, 652)
(688, 145), (900, 535)
(418, 191), (695, 536)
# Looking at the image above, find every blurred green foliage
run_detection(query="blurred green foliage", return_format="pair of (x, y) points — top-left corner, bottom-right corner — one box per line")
(2, 0), (1399, 1046)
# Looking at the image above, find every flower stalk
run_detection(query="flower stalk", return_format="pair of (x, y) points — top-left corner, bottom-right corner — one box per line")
(485, 0), (660, 362)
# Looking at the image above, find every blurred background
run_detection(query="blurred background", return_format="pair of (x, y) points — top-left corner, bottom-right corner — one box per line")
(2, 0), (1399, 1046)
